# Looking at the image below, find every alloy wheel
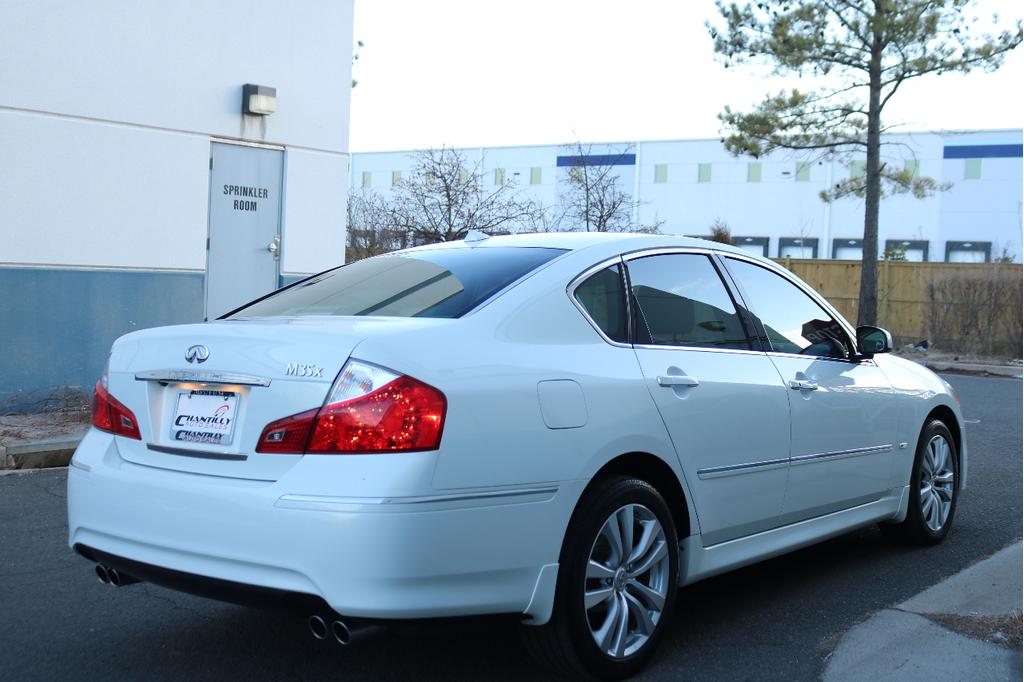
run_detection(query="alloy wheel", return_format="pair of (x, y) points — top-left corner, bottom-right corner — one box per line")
(920, 434), (955, 532)
(583, 504), (671, 658)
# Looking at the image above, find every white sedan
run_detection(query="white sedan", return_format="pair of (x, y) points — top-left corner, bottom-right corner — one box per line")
(69, 232), (964, 680)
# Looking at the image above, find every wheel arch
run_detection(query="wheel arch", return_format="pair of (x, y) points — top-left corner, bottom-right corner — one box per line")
(584, 452), (693, 540)
(925, 403), (963, 476)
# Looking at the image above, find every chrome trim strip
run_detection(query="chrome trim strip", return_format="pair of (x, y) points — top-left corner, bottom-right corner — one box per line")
(790, 444), (892, 465)
(146, 444), (248, 461)
(766, 351), (873, 366)
(697, 444), (893, 479)
(620, 246), (715, 261)
(633, 344), (764, 357)
(277, 486), (560, 509)
(697, 457), (789, 480)
(135, 370), (271, 387)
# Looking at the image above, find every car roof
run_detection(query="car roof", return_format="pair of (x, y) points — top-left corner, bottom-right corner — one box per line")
(405, 231), (766, 262)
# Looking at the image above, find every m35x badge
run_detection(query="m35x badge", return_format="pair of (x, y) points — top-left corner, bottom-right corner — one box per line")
(286, 363), (324, 378)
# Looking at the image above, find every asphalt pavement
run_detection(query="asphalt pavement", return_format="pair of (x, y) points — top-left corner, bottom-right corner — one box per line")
(1, 373), (1020, 681)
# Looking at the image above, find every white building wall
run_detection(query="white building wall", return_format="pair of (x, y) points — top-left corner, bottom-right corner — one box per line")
(1, 0), (353, 273)
(351, 129), (1022, 262)
(0, 0), (353, 407)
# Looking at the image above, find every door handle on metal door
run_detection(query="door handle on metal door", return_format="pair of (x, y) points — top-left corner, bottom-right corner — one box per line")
(788, 378), (819, 391)
(657, 375), (700, 388)
(267, 236), (280, 260)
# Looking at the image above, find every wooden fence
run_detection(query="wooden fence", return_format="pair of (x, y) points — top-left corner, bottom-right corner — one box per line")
(774, 259), (1023, 355)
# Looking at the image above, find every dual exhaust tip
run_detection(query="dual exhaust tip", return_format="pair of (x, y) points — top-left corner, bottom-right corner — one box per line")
(96, 563), (375, 647)
(308, 614), (382, 646)
(95, 563), (138, 588)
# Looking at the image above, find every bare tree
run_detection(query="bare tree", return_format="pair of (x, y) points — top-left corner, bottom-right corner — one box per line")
(346, 190), (408, 260)
(377, 147), (546, 244)
(558, 141), (662, 233)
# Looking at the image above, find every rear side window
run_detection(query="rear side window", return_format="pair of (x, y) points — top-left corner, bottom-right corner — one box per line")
(574, 264), (628, 343)
(229, 247), (566, 319)
(626, 254), (750, 350)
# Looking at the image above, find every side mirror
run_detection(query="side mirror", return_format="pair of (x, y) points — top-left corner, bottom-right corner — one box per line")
(856, 326), (893, 357)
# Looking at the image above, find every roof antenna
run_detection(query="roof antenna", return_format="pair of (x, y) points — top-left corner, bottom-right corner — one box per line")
(464, 229), (489, 244)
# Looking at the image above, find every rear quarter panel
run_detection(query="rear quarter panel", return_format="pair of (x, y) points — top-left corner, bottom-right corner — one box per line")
(353, 267), (681, 492)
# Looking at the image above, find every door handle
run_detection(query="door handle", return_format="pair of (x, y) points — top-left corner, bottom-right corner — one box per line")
(657, 375), (700, 388)
(788, 378), (819, 391)
(267, 235), (281, 260)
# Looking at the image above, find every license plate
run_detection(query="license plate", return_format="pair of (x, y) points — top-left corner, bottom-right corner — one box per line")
(170, 390), (238, 446)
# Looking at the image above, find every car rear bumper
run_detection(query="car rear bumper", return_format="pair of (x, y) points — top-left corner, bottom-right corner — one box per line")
(67, 429), (580, 622)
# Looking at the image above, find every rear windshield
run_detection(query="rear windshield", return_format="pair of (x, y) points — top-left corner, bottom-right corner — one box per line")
(228, 247), (566, 319)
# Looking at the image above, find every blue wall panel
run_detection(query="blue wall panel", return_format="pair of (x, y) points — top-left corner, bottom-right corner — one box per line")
(556, 153), (636, 167)
(0, 267), (204, 411)
(942, 144), (1023, 159)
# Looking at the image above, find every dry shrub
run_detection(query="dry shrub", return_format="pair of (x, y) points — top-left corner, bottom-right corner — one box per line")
(1, 385), (91, 419)
(927, 267), (1023, 356)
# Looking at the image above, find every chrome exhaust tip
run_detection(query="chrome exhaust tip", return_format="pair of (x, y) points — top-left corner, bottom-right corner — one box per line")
(105, 567), (140, 587)
(330, 619), (385, 646)
(95, 564), (110, 584)
(331, 619), (352, 646)
(308, 615), (328, 640)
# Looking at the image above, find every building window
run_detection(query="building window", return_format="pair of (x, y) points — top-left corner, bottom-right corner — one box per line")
(832, 238), (863, 260)
(964, 159), (982, 180)
(697, 163), (712, 183)
(747, 163), (762, 182)
(778, 237), (819, 259)
(733, 236), (769, 257)
(851, 160), (866, 178)
(945, 240), (991, 263)
(530, 167), (542, 185)
(494, 168), (506, 185)
(459, 168), (469, 185)
(361, 171), (372, 188)
(885, 239), (929, 262)
(391, 170), (401, 187)
(904, 159), (920, 178)
(654, 164), (668, 183)
(795, 162), (811, 182)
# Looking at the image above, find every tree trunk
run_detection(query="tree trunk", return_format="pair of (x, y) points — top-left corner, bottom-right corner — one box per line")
(858, 21), (883, 327)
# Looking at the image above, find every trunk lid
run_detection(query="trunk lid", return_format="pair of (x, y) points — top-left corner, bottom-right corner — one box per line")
(105, 316), (442, 480)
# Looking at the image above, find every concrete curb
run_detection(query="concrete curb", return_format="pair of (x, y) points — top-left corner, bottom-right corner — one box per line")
(824, 542), (1023, 681)
(0, 436), (81, 469)
(924, 361), (1023, 378)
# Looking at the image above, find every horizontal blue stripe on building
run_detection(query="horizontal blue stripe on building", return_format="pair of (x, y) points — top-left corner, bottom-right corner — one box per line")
(942, 144), (1023, 159)
(556, 153), (637, 167)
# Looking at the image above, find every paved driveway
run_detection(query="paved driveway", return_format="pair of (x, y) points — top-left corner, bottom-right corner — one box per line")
(1, 374), (1019, 680)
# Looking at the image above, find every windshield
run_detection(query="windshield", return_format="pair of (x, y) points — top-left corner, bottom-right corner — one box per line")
(227, 247), (566, 319)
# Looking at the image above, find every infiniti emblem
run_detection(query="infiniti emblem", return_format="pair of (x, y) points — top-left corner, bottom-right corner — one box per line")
(185, 345), (210, 364)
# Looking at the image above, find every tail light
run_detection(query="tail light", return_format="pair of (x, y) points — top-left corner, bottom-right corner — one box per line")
(256, 360), (446, 454)
(92, 377), (142, 440)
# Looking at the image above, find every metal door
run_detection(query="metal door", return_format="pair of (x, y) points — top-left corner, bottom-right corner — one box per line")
(624, 252), (793, 546)
(206, 142), (283, 318)
(719, 255), (897, 521)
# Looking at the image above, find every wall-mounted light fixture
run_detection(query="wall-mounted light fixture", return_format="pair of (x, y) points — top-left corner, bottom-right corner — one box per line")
(242, 84), (277, 115)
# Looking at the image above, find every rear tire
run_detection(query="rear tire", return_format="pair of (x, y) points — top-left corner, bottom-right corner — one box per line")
(880, 419), (959, 546)
(522, 476), (679, 680)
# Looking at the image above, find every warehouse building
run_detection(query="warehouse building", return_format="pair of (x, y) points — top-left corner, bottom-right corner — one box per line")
(1, 0), (354, 408)
(351, 129), (1022, 263)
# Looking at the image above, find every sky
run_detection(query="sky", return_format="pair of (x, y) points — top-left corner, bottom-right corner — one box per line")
(349, 0), (1024, 152)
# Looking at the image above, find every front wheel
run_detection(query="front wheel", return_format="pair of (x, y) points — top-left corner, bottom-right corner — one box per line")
(881, 419), (959, 546)
(522, 477), (679, 680)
